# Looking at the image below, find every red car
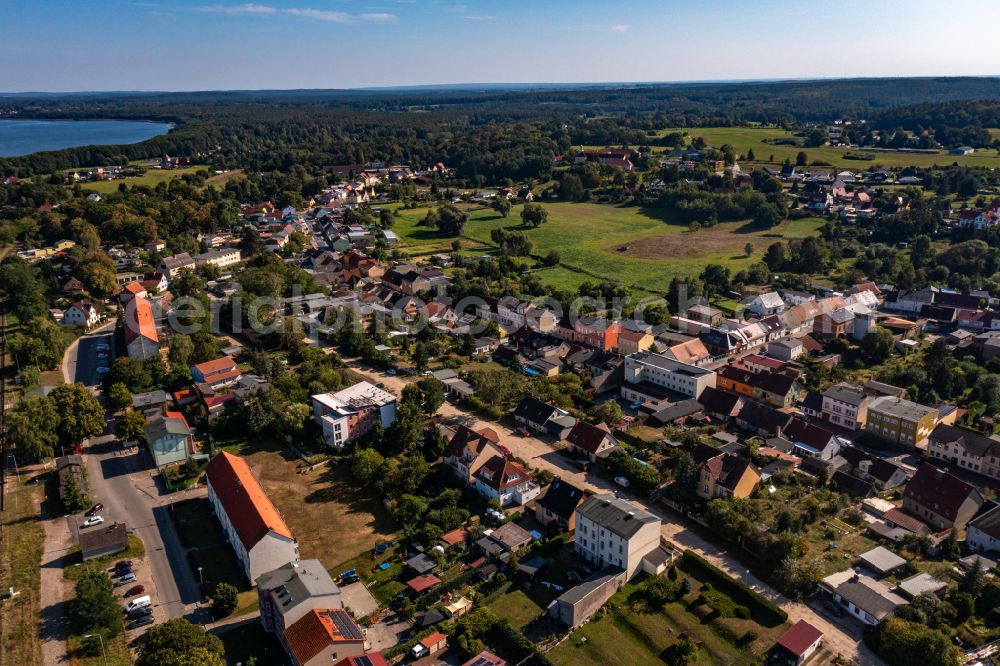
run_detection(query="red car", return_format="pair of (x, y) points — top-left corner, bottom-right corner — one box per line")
(124, 585), (145, 597)
(114, 560), (134, 570)
(514, 427), (530, 437)
(498, 445), (513, 458)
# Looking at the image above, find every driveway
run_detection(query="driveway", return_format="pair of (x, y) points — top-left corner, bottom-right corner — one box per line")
(83, 431), (208, 624)
(62, 321), (117, 386)
(342, 358), (882, 665)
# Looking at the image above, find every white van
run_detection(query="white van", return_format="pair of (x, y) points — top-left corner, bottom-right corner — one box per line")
(124, 595), (151, 613)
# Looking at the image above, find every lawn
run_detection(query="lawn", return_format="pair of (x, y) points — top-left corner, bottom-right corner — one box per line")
(219, 621), (287, 666)
(0, 480), (44, 666)
(76, 165), (210, 193)
(667, 126), (1000, 170)
(487, 589), (546, 630)
(231, 438), (399, 572)
(392, 200), (826, 294)
(171, 497), (247, 594)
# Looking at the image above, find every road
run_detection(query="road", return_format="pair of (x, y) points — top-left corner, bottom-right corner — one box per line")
(344, 359), (882, 665)
(62, 320), (117, 386)
(83, 429), (207, 623)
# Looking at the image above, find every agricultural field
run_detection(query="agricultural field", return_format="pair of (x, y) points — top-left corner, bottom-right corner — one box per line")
(391, 200), (825, 294)
(663, 126), (1000, 169)
(73, 165), (210, 193)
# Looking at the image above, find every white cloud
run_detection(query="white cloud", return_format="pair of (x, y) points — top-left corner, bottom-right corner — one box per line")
(284, 7), (351, 22)
(199, 3), (276, 14)
(361, 12), (397, 21)
(611, 24), (629, 33)
(464, 15), (494, 20)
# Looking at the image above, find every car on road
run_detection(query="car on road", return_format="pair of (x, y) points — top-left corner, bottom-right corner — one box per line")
(124, 585), (145, 597)
(498, 444), (513, 458)
(115, 573), (137, 586)
(614, 476), (630, 488)
(85, 503), (104, 516)
(128, 615), (155, 630)
(81, 515), (105, 528)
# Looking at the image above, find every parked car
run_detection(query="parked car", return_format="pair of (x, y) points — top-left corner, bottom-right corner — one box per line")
(115, 573), (137, 586)
(127, 606), (153, 619)
(614, 476), (630, 488)
(116, 566), (134, 578)
(124, 595), (151, 613)
(386, 368), (397, 376)
(96, 343), (109, 351)
(128, 615), (155, 630)
(824, 599), (844, 617)
(124, 585), (145, 597)
(114, 560), (134, 570)
(498, 445), (512, 458)
(81, 515), (104, 528)
(515, 427), (531, 437)
(85, 503), (104, 517)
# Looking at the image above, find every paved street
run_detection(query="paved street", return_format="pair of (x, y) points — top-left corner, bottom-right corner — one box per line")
(62, 320), (117, 386)
(83, 429), (207, 623)
(344, 359), (881, 665)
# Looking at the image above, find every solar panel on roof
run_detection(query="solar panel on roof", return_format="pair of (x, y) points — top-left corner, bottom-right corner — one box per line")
(325, 610), (364, 640)
(354, 657), (374, 666)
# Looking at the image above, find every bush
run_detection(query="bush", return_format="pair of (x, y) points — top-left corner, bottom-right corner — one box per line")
(211, 582), (238, 617)
(680, 551), (787, 625)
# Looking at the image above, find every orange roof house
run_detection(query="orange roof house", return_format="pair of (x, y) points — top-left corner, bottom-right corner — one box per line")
(124, 295), (159, 359)
(205, 452), (298, 582)
(283, 609), (368, 666)
(191, 356), (242, 387)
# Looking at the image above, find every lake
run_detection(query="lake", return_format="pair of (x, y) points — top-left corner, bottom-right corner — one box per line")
(0, 119), (172, 157)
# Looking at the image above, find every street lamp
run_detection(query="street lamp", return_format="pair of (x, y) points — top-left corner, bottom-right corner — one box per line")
(82, 633), (109, 666)
(197, 566), (203, 584)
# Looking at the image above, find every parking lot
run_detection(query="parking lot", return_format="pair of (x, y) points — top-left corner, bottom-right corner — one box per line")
(73, 330), (116, 387)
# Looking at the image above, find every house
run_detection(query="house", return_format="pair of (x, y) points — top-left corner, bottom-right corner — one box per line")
(442, 425), (503, 483)
(124, 296), (160, 359)
(405, 574), (442, 594)
(311, 382), (397, 447)
(257, 560), (342, 643)
(897, 573), (948, 600)
(63, 299), (101, 328)
(621, 352), (716, 404)
(821, 382), (871, 431)
(648, 398), (704, 426)
(966, 503), (1000, 555)
(772, 620), (823, 665)
(927, 423), (1000, 480)
(820, 570), (906, 625)
(549, 567), (627, 629)
(717, 366), (799, 408)
(574, 494), (661, 579)
(474, 455), (540, 507)
(159, 252), (196, 277)
(902, 464), (984, 532)
(783, 418), (842, 460)
(697, 452), (760, 499)
(534, 477), (586, 533)
(687, 304), (725, 326)
(190, 356), (242, 389)
(865, 396), (939, 449)
(734, 399), (793, 436)
(195, 247), (242, 270)
(552, 316), (620, 351)
(838, 446), (909, 491)
(143, 411), (195, 467)
(205, 452), (299, 583)
(663, 337), (712, 366)
(283, 609), (368, 666)
(79, 522), (128, 561)
(744, 291), (786, 317)
(857, 546), (907, 578)
(813, 308), (854, 340)
(513, 396), (576, 438)
(697, 386), (744, 422)
(617, 327), (654, 355)
(564, 421), (617, 462)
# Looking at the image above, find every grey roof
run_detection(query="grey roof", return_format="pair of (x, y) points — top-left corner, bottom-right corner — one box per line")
(828, 574), (903, 620)
(823, 382), (868, 407)
(132, 390), (169, 410)
(629, 352), (713, 377)
(143, 412), (191, 442)
(79, 522), (128, 555)
(555, 566), (625, 605)
(897, 573), (947, 599)
(255, 560), (340, 616)
(969, 504), (1000, 541)
(491, 521), (532, 550)
(869, 396), (937, 421)
(576, 494), (659, 540)
(863, 380), (906, 397)
(930, 424), (1000, 458)
(406, 553), (438, 574)
(858, 546), (907, 575)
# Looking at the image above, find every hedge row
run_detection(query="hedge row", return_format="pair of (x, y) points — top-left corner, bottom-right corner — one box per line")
(680, 550), (787, 625)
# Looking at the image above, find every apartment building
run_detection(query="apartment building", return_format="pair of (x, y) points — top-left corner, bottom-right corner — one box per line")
(621, 352), (716, 404)
(574, 494), (661, 579)
(927, 424), (1000, 479)
(865, 396), (939, 449)
(195, 247), (243, 270)
(311, 381), (397, 447)
(821, 383), (871, 431)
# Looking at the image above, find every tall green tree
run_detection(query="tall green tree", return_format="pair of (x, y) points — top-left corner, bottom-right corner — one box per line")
(70, 569), (123, 639)
(107, 382), (133, 411)
(8, 395), (59, 459)
(50, 383), (106, 448)
(520, 202), (548, 228)
(136, 619), (224, 666)
(117, 410), (147, 443)
(490, 196), (511, 217)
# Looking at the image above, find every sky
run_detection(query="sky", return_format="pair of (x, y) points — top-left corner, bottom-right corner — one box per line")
(2, 0), (999, 92)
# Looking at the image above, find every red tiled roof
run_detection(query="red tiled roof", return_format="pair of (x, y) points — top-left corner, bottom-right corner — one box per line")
(777, 620), (823, 657)
(904, 464), (980, 522)
(474, 455), (530, 492)
(406, 574), (442, 593)
(205, 452), (293, 551)
(420, 631), (448, 650)
(440, 528), (467, 545)
(883, 508), (929, 534)
(123, 296), (158, 345)
(564, 421), (612, 454)
(192, 356), (237, 377)
(284, 609), (365, 665)
(124, 282), (146, 295)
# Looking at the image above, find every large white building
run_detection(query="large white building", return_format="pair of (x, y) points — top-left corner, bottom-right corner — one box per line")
(205, 452), (299, 583)
(311, 381), (397, 447)
(574, 494), (661, 579)
(621, 352), (716, 404)
(195, 247), (242, 270)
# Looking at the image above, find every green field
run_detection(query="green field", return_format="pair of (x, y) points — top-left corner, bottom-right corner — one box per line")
(392, 201), (825, 294)
(666, 126), (1000, 169)
(75, 165), (210, 193)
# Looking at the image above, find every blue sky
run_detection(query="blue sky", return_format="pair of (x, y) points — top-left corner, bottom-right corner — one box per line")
(2, 0), (999, 91)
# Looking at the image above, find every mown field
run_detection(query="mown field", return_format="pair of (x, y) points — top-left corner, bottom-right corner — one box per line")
(663, 126), (1000, 169)
(390, 201), (825, 294)
(74, 165), (210, 193)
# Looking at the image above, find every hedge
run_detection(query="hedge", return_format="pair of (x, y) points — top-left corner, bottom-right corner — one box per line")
(680, 550), (787, 625)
